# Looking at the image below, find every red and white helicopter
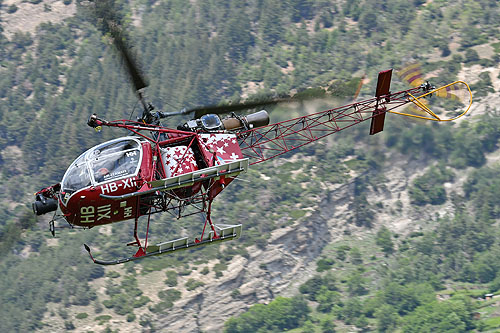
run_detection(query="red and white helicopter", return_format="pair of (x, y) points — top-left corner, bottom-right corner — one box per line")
(32, 3), (472, 265)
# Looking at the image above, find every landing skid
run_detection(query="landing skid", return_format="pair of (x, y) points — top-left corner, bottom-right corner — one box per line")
(84, 224), (242, 265)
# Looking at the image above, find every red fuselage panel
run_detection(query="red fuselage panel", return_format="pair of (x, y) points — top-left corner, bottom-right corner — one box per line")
(60, 141), (153, 227)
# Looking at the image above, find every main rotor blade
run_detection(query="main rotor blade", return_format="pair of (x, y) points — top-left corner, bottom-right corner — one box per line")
(188, 97), (294, 119)
(186, 79), (365, 119)
(111, 30), (148, 92)
(92, 0), (148, 93)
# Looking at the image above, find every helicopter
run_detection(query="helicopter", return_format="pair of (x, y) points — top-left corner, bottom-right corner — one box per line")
(32, 1), (472, 265)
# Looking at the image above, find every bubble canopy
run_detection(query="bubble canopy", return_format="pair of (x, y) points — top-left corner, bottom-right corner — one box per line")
(61, 137), (143, 196)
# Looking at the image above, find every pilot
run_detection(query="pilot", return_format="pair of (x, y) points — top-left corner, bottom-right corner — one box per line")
(95, 167), (110, 183)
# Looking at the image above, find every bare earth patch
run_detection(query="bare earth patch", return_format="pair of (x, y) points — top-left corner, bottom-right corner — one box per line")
(1, 0), (76, 39)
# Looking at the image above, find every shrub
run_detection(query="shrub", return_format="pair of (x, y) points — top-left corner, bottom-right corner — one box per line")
(255, 237), (268, 249)
(133, 295), (151, 308)
(409, 166), (454, 206)
(106, 271), (121, 278)
(158, 289), (181, 303)
(185, 278), (205, 291)
(102, 300), (114, 309)
(64, 321), (75, 330)
(95, 315), (112, 324)
(149, 301), (173, 313)
(299, 274), (337, 301)
(336, 245), (351, 261)
(224, 296), (310, 332)
(94, 300), (103, 314)
(75, 313), (88, 320)
(316, 257), (335, 272)
(213, 262), (228, 275)
(290, 209), (306, 219)
(165, 270), (178, 287)
(231, 289), (241, 299)
(7, 4), (18, 14)
(376, 226), (394, 255)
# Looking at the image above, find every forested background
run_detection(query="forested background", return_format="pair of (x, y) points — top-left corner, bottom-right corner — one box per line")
(0, 0), (500, 332)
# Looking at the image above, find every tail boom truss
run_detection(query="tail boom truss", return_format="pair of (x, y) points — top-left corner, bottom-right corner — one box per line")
(237, 85), (421, 165)
(237, 72), (471, 165)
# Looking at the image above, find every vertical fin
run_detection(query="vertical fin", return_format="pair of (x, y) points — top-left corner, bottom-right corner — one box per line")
(370, 69), (392, 135)
(375, 69), (392, 97)
(369, 109), (386, 135)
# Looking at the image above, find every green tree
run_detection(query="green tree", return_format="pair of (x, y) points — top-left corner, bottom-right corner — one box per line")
(376, 226), (394, 255)
(402, 298), (475, 332)
(409, 166), (454, 205)
(224, 296), (310, 332)
(299, 275), (325, 301)
(320, 318), (336, 333)
(347, 272), (368, 296)
(376, 304), (398, 332)
(289, 0), (315, 22)
(316, 287), (341, 313)
(341, 297), (362, 325)
(336, 245), (351, 261)
(258, 1), (284, 45)
(349, 247), (363, 265)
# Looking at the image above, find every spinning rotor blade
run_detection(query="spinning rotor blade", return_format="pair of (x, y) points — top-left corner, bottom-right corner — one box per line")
(397, 62), (467, 118)
(91, 0), (148, 93)
(397, 62), (425, 88)
(434, 84), (461, 101)
(187, 76), (366, 119)
(187, 97), (295, 119)
(109, 29), (148, 92)
(397, 63), (433, 117)
(398, 62), (461, 101)
(352, 74), (366, 101)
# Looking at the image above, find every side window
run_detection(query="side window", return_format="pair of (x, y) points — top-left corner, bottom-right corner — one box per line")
(90, 139), (141, 184)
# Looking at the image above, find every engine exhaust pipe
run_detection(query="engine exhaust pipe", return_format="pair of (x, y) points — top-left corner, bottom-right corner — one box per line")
(223, 110), (270, 131)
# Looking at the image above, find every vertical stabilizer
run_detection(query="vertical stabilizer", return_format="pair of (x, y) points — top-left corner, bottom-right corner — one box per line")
(370, 69), (392, 135)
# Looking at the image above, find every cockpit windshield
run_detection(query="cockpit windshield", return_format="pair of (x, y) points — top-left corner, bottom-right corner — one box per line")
(62, 154), (91, 193)
(61, 137), (142, 197)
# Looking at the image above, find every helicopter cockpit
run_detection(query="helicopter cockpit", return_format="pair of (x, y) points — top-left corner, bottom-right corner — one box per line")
(60, 137), (143, 199)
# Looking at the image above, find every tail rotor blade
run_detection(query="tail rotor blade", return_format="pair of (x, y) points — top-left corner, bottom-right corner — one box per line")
(397, 62), (425, 88)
